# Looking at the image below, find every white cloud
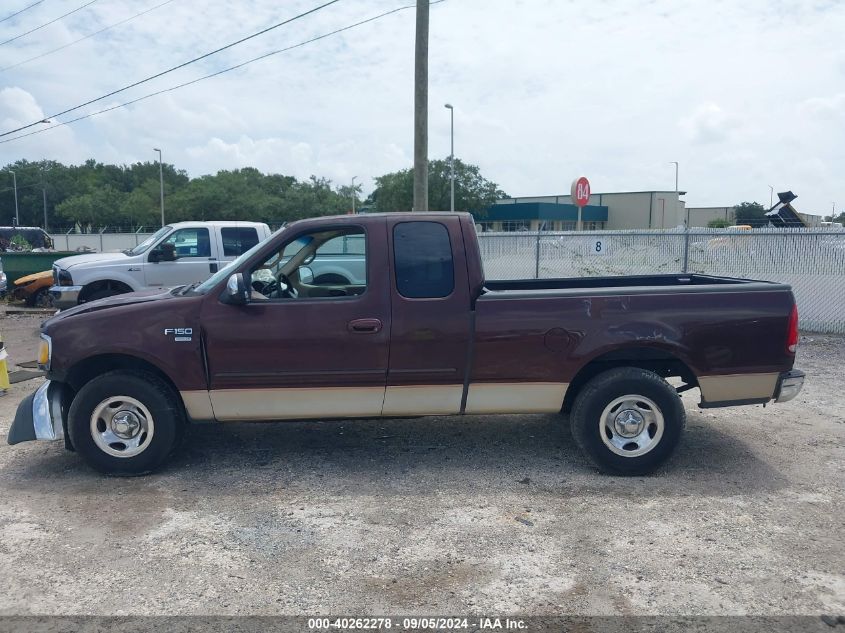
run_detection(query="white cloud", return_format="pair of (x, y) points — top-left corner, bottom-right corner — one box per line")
(0, 0), (842, 212)
(678, 103), (741, 145)
(799, 94), (845, 119)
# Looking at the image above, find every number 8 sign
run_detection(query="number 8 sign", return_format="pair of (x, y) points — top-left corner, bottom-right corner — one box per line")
(588, 238), (607, 256)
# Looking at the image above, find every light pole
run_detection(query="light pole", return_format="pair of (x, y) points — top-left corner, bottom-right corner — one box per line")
(769, 185), (774, 208)
(351, 176), (357, 214)
(669, 161), (679, 226)
(153, 148), (164, 226)
(41, 161), (49, 230)
(7, 170), (19, 226)
(445, 103), (454, 212)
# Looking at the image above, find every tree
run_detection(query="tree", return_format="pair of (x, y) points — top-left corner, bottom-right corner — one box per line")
(707, 218), (730, 228)
(368, 158), (507, 213)
(733, 201), (767, 225)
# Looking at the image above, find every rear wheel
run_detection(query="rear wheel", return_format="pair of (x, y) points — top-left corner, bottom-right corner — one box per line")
(68, 370), (185, 475)
(570, 367), (685, 475)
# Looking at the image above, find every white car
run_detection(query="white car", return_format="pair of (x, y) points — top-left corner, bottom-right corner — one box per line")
(50, 221), (272, 309)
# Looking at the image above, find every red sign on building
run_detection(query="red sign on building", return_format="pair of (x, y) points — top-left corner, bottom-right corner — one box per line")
(571, 176), (591, 207)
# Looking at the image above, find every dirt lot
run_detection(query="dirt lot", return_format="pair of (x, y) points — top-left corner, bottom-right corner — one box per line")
(0, 312), (842, 617)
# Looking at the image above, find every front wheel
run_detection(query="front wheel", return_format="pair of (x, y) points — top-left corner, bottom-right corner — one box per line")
(570, 367), (685, 475)
(68, 370), (185, 475)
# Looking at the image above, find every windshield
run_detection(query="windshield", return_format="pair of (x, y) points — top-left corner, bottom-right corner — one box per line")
(127, 225), (172, 256)
(191, 226), (286, 295)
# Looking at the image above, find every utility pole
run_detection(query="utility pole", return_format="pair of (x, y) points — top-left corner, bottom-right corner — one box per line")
(153, 148), (165, 226)
(412, 0), (429, 212)
(445, 103), (454, 212)
(351, 176), (357, 214)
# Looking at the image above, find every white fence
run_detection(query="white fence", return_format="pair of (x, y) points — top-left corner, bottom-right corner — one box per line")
(478, 228), (845, 334)
(50, 232), (155, 252)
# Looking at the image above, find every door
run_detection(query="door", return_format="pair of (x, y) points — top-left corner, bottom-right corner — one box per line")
(145, 226), (217, 287)
(382, 217), (473, 416)
(200, 221), (390, 421)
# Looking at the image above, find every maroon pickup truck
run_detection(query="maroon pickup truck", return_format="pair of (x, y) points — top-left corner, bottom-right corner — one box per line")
(9, 212), (804, 476)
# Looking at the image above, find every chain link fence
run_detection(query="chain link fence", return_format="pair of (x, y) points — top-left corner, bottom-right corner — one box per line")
(478, 228), (845, 334)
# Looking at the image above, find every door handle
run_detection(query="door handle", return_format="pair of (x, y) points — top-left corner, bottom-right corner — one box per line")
(348, 318), (382, 333)
(209, 261), (218, 273)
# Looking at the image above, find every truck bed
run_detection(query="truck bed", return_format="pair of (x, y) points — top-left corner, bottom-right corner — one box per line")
(481, 273), (787, 297)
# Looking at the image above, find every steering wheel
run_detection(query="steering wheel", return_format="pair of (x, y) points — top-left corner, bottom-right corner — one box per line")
(278, 272), (298, 299)
(251, 278), (278, 297)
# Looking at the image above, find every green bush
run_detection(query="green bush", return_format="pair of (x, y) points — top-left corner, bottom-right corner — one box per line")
(707, 218), (731, 228)
(10, 235), (32, 250)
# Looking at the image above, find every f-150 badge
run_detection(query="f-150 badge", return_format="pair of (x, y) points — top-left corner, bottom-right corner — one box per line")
(164, 328), (193, 342)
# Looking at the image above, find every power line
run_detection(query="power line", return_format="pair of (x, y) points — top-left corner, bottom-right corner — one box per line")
(1, 0), (176, 73)
(0, 1), (443, 146)
(0, 1), (45, 24)
(0, 0), (98, 47)
(0, 0), (343, 138)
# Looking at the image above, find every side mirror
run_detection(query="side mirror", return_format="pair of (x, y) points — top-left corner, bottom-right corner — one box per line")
(220, 273), (250, 306)
(150, 243), (177, 263)
(299, 266), (314, 284)
(160, 242), (177, 261)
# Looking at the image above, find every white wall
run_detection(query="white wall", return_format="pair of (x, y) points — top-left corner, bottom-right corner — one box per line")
(50, 233), (155, 252)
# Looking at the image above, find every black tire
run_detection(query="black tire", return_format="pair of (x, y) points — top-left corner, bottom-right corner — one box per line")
(25, 287), (55, 309)
(82, 287), (120, 303)
(68, 370), (185, 475)
(313, 273), (351, 285)
(570, 367), (685, 476)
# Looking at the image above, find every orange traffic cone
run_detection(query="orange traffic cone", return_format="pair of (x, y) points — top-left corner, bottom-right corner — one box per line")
(0, 333), (10, 394)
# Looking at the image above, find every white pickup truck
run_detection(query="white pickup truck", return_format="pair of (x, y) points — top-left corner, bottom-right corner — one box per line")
(50, 221), (272, 309)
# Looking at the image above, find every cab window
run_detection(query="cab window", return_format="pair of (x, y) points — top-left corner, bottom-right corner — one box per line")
(221, 227), (260, 257)
(161, 228), (211, 258)
(249, 227), (367, 300)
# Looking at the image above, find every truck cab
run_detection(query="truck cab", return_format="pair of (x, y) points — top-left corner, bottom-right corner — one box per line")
(50, 221), (271, 308)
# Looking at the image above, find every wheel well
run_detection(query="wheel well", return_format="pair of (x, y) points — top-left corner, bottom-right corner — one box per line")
(79, 280), (133, 302)
(562, 348), (698, 414)
(64, 354), (181, 400)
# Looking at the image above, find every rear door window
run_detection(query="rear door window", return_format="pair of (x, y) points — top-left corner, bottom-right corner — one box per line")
(393, 222), (454, 299)
(221, 227), (260, 257)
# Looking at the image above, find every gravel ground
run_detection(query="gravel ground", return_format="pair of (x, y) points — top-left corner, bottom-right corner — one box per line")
(0, 313), (842, 617)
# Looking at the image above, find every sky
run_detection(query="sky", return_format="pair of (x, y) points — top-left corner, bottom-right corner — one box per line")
(0, 0), (843, 215)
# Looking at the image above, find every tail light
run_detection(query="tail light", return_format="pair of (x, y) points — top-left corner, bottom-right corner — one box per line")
(787, 304), (799, 354)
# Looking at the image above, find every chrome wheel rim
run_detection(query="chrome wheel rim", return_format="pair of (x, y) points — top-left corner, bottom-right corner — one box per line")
(90, 396), (154, 458)
(599, 394), (664, 458)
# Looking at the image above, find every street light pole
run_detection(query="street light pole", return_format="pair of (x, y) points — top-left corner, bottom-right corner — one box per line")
(669, 161), (679, 226)
(41, 162), (49, 230)
(351, 176), (357, 214)
(445, 103), (454, 212)
(769, 185), (774, 208)
(153, 148), (164, 226)
(8, 170), (19, 225)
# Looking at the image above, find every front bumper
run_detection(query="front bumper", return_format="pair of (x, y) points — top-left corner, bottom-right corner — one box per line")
(7, 380), (64, 445)
(774, 369), (805, 403)
(49, 285), (82, 310)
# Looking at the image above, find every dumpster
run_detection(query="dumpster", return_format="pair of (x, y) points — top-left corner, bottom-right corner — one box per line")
(0, 252), (77, 284)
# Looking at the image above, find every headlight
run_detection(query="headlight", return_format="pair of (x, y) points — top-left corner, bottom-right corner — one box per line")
(37, 334), (52, 370)
(55, 268), (73, 286)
